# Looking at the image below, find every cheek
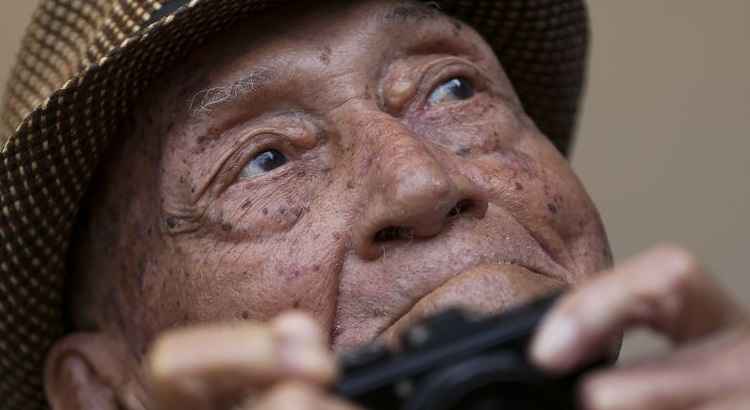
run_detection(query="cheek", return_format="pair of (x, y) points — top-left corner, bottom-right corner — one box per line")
(135, 212), (350, 349)
(545, 160), (613, 276)
(408, 93), (610, 279)
(528, 140), (613, 274)
(135, 142), (353, 346)
(464, 132), (611, 278)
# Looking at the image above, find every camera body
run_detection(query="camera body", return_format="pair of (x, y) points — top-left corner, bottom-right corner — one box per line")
(334, 293), (609, 410)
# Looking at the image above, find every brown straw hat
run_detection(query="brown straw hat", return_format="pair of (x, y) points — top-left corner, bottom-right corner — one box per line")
(0, 0), (589, 408)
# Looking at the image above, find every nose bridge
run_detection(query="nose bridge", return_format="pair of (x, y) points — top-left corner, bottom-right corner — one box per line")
(341, 109), (454, 199)
(348, 112), (456, 211)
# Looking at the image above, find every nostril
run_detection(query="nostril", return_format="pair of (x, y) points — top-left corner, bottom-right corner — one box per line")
(447, 199), (475, 218)
(374, 226), (414, 242)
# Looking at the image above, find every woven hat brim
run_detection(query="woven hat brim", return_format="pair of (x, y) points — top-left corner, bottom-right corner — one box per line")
(0, 0), (588, 408)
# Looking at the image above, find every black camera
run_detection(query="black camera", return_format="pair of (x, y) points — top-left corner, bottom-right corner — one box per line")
(334, 293), (610, 410)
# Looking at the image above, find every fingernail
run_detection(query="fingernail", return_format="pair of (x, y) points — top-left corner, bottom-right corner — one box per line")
(531, 315), (579, 370)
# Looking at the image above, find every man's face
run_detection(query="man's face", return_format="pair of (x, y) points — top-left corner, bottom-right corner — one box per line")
(95, 0), (610, 355)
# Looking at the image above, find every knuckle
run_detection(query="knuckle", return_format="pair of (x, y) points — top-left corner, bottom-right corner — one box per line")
(651, 244), (704, 295)
(660, 264), (694, 296)
(653, 243), (702, 274)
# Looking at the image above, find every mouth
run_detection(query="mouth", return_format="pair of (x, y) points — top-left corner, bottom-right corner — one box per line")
(374, 262), (566, 348)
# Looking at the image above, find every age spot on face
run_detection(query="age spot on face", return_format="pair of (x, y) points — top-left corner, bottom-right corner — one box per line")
(286, 270), (302, 283)
(547, 203), (558, 215)
(319, 45), (332, 65)
(452, 19), (463, 36)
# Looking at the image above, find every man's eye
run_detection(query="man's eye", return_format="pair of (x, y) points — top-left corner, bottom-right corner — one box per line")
(428, 77), (475, 105)
(239, 149), (288, 179)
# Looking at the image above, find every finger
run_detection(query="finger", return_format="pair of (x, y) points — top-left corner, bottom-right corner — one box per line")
(579, 328), (750, 410)
(531, 244), (746, 372)
(249, 382), (361, 410)
(146, 311), (336, 409)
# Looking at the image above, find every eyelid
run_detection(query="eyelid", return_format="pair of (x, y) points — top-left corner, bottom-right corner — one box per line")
(239, 148), (288, 180)
(415, 57), (491, 109)
(227, 134), (296, 182)
(426, 72), (478, 106)
(202, 131), (294, 196)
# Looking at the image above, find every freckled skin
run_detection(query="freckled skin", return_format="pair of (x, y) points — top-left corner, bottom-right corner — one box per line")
(71, 0), (611, 363)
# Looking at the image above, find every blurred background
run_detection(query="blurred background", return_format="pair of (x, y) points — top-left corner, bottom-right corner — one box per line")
(0, 1), (748, 359)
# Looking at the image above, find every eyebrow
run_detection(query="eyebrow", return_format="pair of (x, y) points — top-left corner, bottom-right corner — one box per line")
(189, 67), (275, 116)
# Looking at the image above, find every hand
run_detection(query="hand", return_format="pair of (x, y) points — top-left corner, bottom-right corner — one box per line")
(531, 244), (750, 409)
(145, 312), (360, 410)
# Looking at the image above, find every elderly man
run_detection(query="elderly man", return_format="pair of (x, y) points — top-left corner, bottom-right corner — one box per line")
(1, 0), (748, 409)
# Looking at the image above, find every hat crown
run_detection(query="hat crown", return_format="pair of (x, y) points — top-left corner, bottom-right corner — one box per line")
(0, 0), (164, 141)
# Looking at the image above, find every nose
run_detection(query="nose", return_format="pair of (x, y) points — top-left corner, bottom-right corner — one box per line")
(353, 128), (488, 260)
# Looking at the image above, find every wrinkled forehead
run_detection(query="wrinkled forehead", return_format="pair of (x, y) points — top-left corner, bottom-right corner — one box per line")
(163, 0), (501, 119)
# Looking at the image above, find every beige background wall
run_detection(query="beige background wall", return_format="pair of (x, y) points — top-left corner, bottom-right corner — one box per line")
(574, 0), (750, 357)
(1, 1), (748, 358)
